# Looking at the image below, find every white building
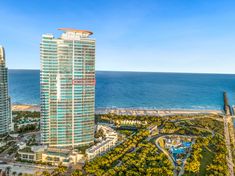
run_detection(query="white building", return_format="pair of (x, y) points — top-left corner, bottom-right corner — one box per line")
(165, 138), (182, 149)
(86, 125), (118, 160)
(17, 118), (40, 128)
(17, 142), (26, 150)
(18, 146), (83, 166)
(41, 148), (84, 166)
(115, 119), (147, 126)
(18, 145), (47, 162)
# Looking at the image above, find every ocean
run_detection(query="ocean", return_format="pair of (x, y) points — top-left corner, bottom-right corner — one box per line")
(8, 69), (235, 110)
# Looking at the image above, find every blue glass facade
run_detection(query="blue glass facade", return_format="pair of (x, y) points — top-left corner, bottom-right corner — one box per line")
(40, 29), (95, 147)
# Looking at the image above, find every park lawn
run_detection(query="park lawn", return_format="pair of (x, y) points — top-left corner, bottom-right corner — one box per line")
(199, 146), (214, 175)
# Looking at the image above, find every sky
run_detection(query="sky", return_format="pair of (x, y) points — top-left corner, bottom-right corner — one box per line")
(0, 0), (235, 73)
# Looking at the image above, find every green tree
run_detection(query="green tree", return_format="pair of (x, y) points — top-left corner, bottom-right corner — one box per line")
(71, 170), (83, 176)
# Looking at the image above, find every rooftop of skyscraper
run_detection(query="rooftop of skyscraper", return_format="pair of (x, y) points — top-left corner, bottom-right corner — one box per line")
(58, 28), (93, 35)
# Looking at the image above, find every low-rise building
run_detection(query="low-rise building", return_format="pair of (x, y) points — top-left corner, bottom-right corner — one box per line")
(0, 141), (6, 148)
(115, 119), (147, 126)
(9, 133), (19, 138)
(18, 146), (84, 166)
(41, 148), (84, 166)
(18, 145), (46, 162)
(17, 142), (26, 150)
(17, 118), (40, 128)
(86, 125), (118, 160)
(165, 138), (182, 148)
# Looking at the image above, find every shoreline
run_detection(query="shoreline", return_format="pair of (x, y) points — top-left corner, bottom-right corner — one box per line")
(11, 104), (223, 115)
(95, 108), (223, 116)
(12, 104), (40, 112)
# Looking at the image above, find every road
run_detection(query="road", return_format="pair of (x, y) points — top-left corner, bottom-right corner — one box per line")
(223, 115), (234, 176)
(178, 140), (195, 176)
(154, 134), (211, 176)
(0, 131), (40, 162)
(155, 136), (176, 173)
(0, 162), (55, 175)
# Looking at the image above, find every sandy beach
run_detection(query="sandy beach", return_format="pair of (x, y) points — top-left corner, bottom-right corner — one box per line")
(12, 104), (40, 112)
(95, 108), (223, 116)
(12, 104), (223, 116)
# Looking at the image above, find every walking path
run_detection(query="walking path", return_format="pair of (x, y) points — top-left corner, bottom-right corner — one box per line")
(155, 136), (176, 175)
(155, 135), (197, 176)
(223, 115), (234, 176)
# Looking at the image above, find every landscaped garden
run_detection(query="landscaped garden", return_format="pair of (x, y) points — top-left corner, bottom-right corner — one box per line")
(12, 111), (40, 133)
(41, 113), (229, 176)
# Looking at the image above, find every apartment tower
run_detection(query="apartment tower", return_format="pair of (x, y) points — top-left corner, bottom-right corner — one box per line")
(0, 46), (12, 135)
(40, 28), (95, 148)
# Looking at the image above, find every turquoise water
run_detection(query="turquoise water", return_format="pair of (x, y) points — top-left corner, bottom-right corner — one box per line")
(8, 70), (235, 110)
(170, 147), (185, 154)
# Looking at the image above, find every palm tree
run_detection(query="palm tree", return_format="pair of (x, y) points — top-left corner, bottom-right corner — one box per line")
(5, 166), (11, 176)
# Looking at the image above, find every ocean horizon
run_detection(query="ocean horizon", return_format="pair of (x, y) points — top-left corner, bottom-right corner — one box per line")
(8, 69), (235, 110)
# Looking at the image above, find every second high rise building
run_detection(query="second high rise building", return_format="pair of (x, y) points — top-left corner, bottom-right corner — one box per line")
(40, 28), (95, 148)
(0, 46), (12, 135)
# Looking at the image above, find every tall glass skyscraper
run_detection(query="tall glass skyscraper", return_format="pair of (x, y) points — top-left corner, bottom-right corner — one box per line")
(40, 28), (95, 148)
(0, 46), (12, 135)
